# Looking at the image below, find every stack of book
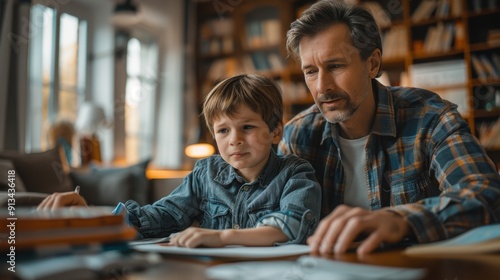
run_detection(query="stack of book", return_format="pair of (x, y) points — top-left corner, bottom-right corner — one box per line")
(0, 206), (136, 255)
(412, 0), (463, 22)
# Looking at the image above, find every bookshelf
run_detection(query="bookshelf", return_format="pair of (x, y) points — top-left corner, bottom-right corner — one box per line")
(359, 0), (500, 151)
(194, 0), (314, 124)
(194, 0), (500, 150)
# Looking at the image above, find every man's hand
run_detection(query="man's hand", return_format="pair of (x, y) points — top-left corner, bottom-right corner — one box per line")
(37, 192), (88, 211)
(169, 227), (225, 248)
(307, 205), (410, 256)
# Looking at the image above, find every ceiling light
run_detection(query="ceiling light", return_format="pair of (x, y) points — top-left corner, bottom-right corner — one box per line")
(112, 0), (140, 26)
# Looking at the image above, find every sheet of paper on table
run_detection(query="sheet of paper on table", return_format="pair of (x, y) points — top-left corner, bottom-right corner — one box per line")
(206, 255), (427, 280)
(132, 244), (311, 259)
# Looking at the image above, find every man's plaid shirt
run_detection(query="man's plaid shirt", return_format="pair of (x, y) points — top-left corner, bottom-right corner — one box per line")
(278, 80), (500, 243)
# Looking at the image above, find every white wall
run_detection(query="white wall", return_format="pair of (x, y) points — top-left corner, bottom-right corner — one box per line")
(154, 0), (185, 168)
(86, 2), (115, 163)
(71, 0), (186, 167)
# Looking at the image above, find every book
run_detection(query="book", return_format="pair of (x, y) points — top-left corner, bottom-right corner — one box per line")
(0, 206), (123, 231)
(441, 23), (454, 52)
(436, 0), (450, 19)
(454, 21), (465, 49)
(412, 1), (437, 22)
(480, 54), (499, 78)
(450, 0), (463, 17)
(0, 206), (136, 251)
(404, 223), (500, 255)
(471, 54), (489, 82)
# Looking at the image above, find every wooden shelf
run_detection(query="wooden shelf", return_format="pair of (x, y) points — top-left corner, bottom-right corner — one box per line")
(469, 43), (500, 52)
(194, 0), (500, 143)
(474, 108), (500, 119)
(365, 0), (500, 141)
(194, 0), (308, 123)
(412, 49), (464, 60)
(410, 15), (462, 27)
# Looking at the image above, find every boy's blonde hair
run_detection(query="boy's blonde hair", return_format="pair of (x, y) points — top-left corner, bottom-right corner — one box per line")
(202, 74), (283, 137)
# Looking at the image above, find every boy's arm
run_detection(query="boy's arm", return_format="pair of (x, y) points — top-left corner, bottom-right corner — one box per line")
(255, 158), (321, 244)
(169, 226), (288, 248)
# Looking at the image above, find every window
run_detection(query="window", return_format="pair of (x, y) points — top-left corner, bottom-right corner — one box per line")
(27, 5), (87, 155)
(125, 37), (158, 163)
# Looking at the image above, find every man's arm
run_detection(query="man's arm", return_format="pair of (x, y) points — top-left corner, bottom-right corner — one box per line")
(391, 108), (500, 244)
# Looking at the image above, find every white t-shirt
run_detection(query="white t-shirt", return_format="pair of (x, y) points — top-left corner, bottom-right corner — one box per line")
(338, 135), (370, 209)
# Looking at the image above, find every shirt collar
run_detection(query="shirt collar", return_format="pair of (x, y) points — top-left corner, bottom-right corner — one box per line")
(371, 80), (397, 137)
(214, 150), (278, 187)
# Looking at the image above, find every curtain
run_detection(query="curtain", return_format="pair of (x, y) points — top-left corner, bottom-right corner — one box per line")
(0, 0), (30, 152)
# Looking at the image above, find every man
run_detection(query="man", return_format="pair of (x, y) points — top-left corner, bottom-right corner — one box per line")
(278, 0), (500, 256)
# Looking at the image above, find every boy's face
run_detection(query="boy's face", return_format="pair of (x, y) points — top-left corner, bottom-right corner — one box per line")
(212, 104), (282, 182)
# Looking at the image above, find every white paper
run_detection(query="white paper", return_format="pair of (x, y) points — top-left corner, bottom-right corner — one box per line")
(206, 256), (427, 280)
(133, 244), (311, 259)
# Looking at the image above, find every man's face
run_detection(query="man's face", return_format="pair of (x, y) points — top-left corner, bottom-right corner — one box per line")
(299, 23), (377, 125)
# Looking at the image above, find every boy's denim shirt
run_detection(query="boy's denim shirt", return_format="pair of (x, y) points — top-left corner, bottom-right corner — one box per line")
(119, 151), (321, 244)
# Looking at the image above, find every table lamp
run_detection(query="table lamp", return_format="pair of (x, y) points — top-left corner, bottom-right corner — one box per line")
(75, 102), (106, 165)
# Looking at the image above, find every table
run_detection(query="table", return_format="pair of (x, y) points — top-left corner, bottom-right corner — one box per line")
(125, 249), (500, 280)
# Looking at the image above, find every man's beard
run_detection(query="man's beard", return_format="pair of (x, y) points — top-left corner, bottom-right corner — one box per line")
(317, 91), (359, 124)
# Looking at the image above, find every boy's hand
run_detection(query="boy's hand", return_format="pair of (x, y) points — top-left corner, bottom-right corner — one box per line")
(37, 192), (88, 211)
(307, 205), (409, 256)
(169, 227), (225, 248)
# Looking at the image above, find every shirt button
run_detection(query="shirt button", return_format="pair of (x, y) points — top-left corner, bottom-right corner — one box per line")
(242, 186), (249, 191)
(232, 224), (240, 229)
(305, 212), (314, 221)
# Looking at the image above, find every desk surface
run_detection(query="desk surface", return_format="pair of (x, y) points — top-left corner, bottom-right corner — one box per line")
(125, 249), (500, 280)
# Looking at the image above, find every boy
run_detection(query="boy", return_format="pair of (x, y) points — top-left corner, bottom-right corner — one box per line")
(38, 74), (321, 247)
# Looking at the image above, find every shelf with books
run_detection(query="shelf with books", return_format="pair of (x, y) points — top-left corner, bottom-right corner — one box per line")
(410, 0), (465, 23)
(234, 1), (292, 79)
(466, 0), (499, 14)
(197, 16), (235, 57)
(467, 9), (500, 46)
(359, 0), (410, 86)
(194, 0), (315, 124)
(352, 0), (500, 143)
(410, 21), (465, 56)
(465, 3), (500, 135)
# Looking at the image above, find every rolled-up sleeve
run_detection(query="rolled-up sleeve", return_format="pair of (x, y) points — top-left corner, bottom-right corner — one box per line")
(256, 209), (317, 244)
(257, 158), (321, 244)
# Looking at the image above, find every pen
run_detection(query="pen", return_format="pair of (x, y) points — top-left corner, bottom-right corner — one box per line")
(74, 185), (80, 194)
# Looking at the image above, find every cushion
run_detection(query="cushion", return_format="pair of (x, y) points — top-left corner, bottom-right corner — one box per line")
(69, 170), (134, 206)
(0, 147), (73, 194)
(69, 159), (150, 206)
(0, 159), (27, 192)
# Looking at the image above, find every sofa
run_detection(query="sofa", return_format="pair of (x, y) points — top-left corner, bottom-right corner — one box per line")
(0, 146), (150, 207)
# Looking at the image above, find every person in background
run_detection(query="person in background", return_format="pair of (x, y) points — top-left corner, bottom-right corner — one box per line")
(278, 0), (500, 256)
(38, 74), (321, 248)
